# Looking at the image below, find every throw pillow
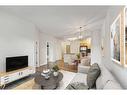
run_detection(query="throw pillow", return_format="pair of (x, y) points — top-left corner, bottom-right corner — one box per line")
(87, 63), (101, 88)
(66, 82), (89, 90)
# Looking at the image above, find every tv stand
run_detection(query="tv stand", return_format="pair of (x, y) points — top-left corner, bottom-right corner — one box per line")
(0, 67), (35, 89)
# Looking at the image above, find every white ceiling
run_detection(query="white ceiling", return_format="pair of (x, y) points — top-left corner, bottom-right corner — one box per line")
(0, 6), (109, 39)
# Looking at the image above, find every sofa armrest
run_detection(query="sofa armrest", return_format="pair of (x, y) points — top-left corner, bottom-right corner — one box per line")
(78, 64), (90, 74)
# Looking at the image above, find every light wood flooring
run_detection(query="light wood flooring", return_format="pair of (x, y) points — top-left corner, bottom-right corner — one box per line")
(36, 60), (78, 73)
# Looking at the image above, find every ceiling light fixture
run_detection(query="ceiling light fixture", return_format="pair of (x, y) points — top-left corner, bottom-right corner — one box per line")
(67, 26), (83, 41)
(78, 27), (83, 40)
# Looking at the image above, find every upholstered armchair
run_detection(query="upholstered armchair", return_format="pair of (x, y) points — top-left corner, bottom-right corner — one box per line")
(63, 53), (78, 71)
(78, 56), (91, 74)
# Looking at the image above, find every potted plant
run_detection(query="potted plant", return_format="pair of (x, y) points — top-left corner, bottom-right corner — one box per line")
(76, 53), (80, 59)
(52, 65), (59, 76)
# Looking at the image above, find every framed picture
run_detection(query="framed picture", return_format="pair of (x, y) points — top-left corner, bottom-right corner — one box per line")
(110, 14), (121, 64)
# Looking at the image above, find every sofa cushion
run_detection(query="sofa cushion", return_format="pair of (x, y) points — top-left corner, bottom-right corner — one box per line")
(96, 64), (122, 89)
(95, 75), (104, 89)
(65, 73), (88, 90)
(70, 73), (87, 85)
(66, 82), (89, 90)
(87, 63), (101, 88)
(103, 80), (122, 89)
(96, 64), (115, 89)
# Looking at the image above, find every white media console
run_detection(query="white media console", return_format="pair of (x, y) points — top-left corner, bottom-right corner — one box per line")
(0, 67), (35, 88)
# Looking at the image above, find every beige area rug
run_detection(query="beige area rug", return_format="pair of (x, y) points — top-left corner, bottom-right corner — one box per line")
(12, 70), (76, 90)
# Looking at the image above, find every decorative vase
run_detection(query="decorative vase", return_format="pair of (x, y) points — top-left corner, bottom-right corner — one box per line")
(53, 71), (58, 76)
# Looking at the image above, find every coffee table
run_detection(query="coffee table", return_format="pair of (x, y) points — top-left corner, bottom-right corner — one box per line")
(34, 71), (63, 89)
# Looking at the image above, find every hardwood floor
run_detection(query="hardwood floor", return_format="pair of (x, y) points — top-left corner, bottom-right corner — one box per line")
(36, 60), (78, 73)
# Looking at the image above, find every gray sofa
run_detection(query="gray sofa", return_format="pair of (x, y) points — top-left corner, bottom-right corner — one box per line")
(68, 64), (122, 89)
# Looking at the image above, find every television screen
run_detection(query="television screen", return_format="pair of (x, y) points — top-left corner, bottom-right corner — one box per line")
(6, 56), (28, 72)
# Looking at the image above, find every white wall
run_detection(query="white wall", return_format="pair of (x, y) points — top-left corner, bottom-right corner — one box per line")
(70, 40), (80, 54)
(100, 6), (127, 88)
(62, 40), (80, 54)
(91, 31), (101, 65)
(39, 32), (62, 66)
(0, 10), (39, 72)
(61, 41), (70, 54)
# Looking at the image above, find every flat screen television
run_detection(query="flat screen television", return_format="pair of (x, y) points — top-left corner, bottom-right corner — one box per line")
(6, 56), (28, 72)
